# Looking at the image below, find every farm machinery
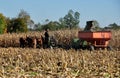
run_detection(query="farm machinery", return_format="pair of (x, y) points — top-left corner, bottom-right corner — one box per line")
(72, 21), (112, 50)
(19, 21), (112, 50)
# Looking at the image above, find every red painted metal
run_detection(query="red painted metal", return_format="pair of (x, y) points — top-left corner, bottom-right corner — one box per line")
(78, 31), (112, 47)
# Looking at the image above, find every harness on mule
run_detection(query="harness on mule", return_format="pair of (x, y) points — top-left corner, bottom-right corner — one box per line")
(48, 36), (57, 48)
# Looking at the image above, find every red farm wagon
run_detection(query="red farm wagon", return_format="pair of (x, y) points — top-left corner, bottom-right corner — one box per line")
(78, 31), (112, 50)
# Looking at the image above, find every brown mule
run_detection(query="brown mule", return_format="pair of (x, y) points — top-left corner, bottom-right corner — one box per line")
(19, 37), (27, 48)
(26, 36), (37, 48)
(36, 36), (44, 48)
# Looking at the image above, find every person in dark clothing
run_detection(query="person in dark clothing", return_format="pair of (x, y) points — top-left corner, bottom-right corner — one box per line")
(44, 28), (49, 48)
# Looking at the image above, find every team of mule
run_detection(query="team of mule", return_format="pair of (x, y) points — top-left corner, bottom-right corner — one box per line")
(19, 35), (57, 49)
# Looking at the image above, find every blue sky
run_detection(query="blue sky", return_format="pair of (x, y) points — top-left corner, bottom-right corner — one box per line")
(0, 0), (120, 27)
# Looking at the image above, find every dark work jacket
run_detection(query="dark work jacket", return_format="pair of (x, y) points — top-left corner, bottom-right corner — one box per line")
(44, 31), (49, 44)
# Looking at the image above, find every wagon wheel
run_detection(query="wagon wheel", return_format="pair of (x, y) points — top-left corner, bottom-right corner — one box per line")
(89, 45), (95, 51)
(107, 46), (112, 51)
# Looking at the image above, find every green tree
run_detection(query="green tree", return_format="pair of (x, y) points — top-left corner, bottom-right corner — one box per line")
(34, 23), (41, 31)
(6, 17), (11, 32)
(40, 21), (60, 31)
(18, 9), (34, 30)
(59, 10), (80, 29)
(59, 18), (66, 29)
(0, 13), (7, 34)
(7, 18), (27, 33)
(108, 23), (120, 30)
(28, 20), (35, 30)
(18, 9), (30, 23)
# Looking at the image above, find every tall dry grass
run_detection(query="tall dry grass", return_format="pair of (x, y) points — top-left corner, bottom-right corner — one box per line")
(109, 30), (120, 50)
(0, 29), (79, 48)
(0, 29), (119, 49)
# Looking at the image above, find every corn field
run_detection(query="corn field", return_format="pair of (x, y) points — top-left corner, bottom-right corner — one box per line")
(0, 29), (120, 78)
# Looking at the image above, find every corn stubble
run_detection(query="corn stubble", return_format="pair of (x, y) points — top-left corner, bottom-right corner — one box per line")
(0, 29), (119, 78)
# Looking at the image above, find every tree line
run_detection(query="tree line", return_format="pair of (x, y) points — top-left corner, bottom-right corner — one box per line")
(0, 9), (120, 34)
(0, 9), (80, 34)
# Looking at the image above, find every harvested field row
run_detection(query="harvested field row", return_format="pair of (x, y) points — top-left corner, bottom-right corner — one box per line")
(0, 47), (119, 78)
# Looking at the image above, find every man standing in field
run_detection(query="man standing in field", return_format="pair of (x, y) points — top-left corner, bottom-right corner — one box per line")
(44, 28), (49, 48)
